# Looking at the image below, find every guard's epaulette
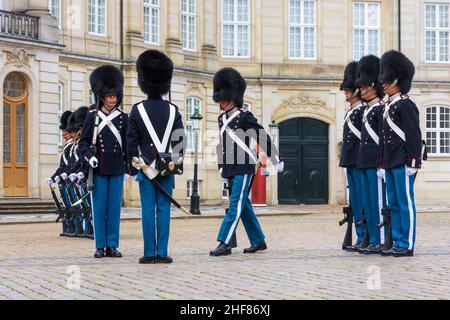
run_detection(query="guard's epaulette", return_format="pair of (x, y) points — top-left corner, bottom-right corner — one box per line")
(165, 100), (180, 111)
(89, 108), (97, 113)
(400, 94), (409, 100)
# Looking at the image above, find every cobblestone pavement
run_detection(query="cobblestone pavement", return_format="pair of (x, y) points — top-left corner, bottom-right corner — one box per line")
(0, 211), (450, 300)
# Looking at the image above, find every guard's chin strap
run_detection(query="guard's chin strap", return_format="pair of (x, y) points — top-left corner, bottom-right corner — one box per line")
(386, 79), (399, 93)
(346, 88), (360, 102)
(360, 82), (375, 98)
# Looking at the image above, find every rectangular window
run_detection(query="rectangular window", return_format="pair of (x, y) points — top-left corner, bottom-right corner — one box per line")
(221, 0), (250, 58)
(88, 0), (106, 36)
(185, 97), (202, 152)
(425, 4), (450, 62)
(352, 2), (380, 60)
(144, 0), (160, 44)
(181, 0), (196, 51)
(49, 0), (61, 29)
(288, 0), (317, 59)
(426, 106), (450, 155)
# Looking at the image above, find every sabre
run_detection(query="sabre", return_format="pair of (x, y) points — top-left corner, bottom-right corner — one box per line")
(71, 191), (90, 207)
(132, 156), (191, 216)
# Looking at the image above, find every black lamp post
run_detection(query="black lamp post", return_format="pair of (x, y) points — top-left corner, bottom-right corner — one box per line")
(268, 120), (279, 148)
(189, 105), (203, 215)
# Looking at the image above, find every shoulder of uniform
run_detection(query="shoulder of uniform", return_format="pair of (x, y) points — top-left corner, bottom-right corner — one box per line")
(218, 112), (226, 122)
(89, 108), (97, 114)
(165, 100), (180, 111)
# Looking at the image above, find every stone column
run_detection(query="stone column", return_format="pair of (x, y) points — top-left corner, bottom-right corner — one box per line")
(201, 0), (218, 72)
(165, 0), (183, 65)
(26, 0), (58, 43)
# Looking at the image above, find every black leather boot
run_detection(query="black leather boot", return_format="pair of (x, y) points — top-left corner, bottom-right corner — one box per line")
(210, 242), (232, 256)
(139, 256), (156, 264)
(243, 241), (267, 253)
(156, 256), (173, 264)
(94, 248), (105, 258)
(105, 247), (122, 258)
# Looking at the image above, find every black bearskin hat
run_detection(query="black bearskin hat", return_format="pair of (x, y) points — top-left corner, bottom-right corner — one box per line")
(65, 114), (76, 133)
(136, 50), (174, 98)
(89, 65), (124, 106)
(379, 50), (415, 94)
(72, 106), (88, 131)
(355, 55), (384, 98)
(340, 61), (358, 92)
(213, 67), (246, 108)
(59, 110), (72, 130)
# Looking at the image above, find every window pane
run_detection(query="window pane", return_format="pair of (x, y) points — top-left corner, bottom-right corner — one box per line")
(237, 25), (249, 57)
(222, 24), (235, 56)
(303, 0), (315, 25)
(440, 107), (450, 128)
(289, 26), (301, 57)
(439, 5), (449, 28)
(3, 103), (10, 163)
(16, 103), (26, 164)
(427, 131), (437, 154)
(290, 0), (301, 24)
(426, 30), (437, 61)
(303, 26), (315, 58)
(367, 3), (379, 27)
(353, 29), (365, 60)
(426, 5), (436, 28)
(439, 31), (449, 61)
(440, 132), (450, 153)
(353, 3), (365, 27)
(237, 0), (249, 22)
(367, 30), (379, 55)
(223, 0), (234, 21)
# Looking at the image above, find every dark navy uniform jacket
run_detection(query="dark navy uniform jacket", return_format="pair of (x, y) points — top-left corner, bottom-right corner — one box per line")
(378, 93), (422, 170)
(78, 108), (129, 176)
(51, 139), (73, 180)
(217, 109), (279, 179)
(127, 98), (185, 173)
(356, 98), (385, 169)
(339, 101), (365, 168)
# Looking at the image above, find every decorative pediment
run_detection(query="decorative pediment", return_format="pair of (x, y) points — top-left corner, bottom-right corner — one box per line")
(5, 48), (31, 68)
(273, 93), (335, 124)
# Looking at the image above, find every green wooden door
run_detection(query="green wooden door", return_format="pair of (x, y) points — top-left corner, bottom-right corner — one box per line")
(278, 118), (328, 204)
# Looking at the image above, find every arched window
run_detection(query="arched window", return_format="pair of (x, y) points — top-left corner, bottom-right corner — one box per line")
(426, 105), (450, 155)
(185, 97), (201, 151)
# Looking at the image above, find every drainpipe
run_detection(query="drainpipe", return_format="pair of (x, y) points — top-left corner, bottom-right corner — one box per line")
(120, 0), (124, 71)
(398, 0), (401, 51)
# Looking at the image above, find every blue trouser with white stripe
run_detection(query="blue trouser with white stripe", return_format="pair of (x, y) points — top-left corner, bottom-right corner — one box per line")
(385, 165), (417, 251)
(138, 173), (174, 257)
(346, 167), (364, 243)
(217, 174), (265, 245)
(91, 174), (124, 249)
(360, 168), (386, 245)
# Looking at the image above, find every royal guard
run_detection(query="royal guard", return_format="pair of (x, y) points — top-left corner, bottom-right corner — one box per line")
(47, 110), (73, 185)
(339, 61), (366, 252)
(209, 67), (284, 257)
(127, 50), (185, 264)
(355, 55), (386, 254)
(79, 65), (130, 258)
(378, 51), (422, 257)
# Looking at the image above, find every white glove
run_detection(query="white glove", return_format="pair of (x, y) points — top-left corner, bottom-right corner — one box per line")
(377, 168), (386, 181)
(89, 156), (99, 168)
(54, 176), (61, 184)
(69, 173), (78, 182)
(76, 172), (85, 180)
(46, 177), (54, 185)
(406, 167), (418, 176)
(60, 173), (68, 181)
(276, 161), (285, 173)
(218, 168), (223, 175)
(124, 174), (130, 181)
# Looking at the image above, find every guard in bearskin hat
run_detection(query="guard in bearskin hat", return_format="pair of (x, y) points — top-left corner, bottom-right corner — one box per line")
(47, 110), (73, 185)
(79, 65), (130, 258)
(355, 55), (386, 254)
(209, 67), (284, 257)
(339, 61), (366, 252)
(378, 50), (423, 257)
(127, 50), (185, 264)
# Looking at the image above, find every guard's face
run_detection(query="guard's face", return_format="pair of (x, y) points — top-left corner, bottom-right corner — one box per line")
(62, 130), (70, 141)
(360, 84), (375, 101)
(344, 89), (354, 102)
(104, 94), (118, 108)
(219, 100), (235, 112)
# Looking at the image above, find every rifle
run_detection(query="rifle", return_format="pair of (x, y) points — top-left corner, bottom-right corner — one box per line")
(64, 181), (82, 237)
(87, 97), (101, 192)
(356, 208), (369, 249)
(49, 183), (66, 234)
(225, 179), (238, 248)
(74, 184), (92, 238)
(58, 182), (76, 236)
(378, 207), (393, 250)
(339, 205), (353, 250)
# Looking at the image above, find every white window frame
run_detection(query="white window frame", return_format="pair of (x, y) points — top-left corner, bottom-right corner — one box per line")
(288, 0), (317, 60)
(144, 0), (160, 45)
(185, 97), (202, 152)
(57, 83), (64, 146)
(221, 0), (251, 58)
(424, 3), (450, 63)
(352, 2), (381, 61)
(88, 0), (107, 37)
(181, 0), (196, 51)
(48, 0), (62, 29)
(426, 105), (450, 155)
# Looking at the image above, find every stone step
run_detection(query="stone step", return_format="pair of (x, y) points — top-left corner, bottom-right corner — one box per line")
(0, 198), (57, 215)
